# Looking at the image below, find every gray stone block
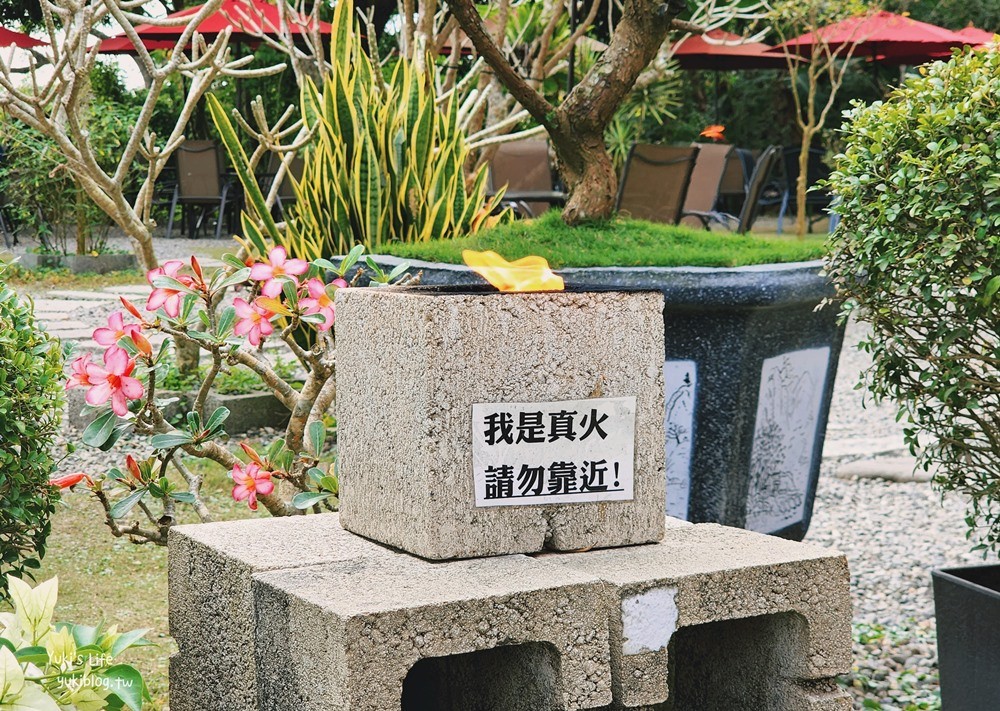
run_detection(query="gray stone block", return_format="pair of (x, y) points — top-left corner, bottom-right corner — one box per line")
(251, 553), (614, 711)
(169, 516), (852, 711)
(335, 287), (666, 559)
(540, 523), (853, 710)
(167, 514), (392, 711)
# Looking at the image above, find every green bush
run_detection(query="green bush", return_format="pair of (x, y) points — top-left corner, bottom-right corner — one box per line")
(825, 47), (1000, 550)
(0, 261), (64, 598)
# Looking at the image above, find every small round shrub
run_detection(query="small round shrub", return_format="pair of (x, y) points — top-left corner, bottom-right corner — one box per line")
(0, 261), (64, 598)
(825, 47), (1000, 550)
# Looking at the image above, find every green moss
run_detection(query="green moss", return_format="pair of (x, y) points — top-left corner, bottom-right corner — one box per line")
(382, 211), (826, 268)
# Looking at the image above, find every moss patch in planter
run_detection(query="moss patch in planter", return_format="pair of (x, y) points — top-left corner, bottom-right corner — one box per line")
(382, 211), (826, 268)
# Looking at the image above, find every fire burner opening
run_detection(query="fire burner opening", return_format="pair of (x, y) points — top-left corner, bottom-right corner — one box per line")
(666, 612), (809, 711)
(401, 641), (565, 711)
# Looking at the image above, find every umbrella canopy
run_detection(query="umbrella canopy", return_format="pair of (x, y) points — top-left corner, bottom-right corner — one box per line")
(671, 29), (788, 70)
(98, 0), (331, 54)
(770, 10), (968, 62)
(0, 26), (45, 48)
(954, 26), (996, 46)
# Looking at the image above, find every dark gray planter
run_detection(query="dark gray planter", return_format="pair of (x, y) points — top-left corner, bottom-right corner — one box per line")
(21, 252), (137, 274)
(359, 255), (845, 540)
(64, 388), (289, 434)
(932, 565), (1000, 709)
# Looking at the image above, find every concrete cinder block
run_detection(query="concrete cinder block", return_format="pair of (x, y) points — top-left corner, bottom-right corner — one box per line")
(251, 553), (614, 711)
(335, 288), (666, 559)
(167, 514), (392, 711)
(540, 523), (853, 710)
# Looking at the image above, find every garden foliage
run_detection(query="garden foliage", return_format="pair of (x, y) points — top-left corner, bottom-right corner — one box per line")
(209, 0), (505, 260)
(0, 68), (141, 256)
(0, 263), (63, 599)
(825, 46), (1000, 550)
(0, 575), (150, 710)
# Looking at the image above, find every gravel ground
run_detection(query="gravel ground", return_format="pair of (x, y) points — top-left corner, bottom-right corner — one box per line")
(807, 316), (991, 709)
(31, 245), (991, 710)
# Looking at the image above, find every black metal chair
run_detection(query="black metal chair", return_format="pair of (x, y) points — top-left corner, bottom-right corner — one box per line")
(776, 146), (833, 234)
(166, 140), (235, 239)
(615, 144), (699, 225)
(688, 145), (781, 235)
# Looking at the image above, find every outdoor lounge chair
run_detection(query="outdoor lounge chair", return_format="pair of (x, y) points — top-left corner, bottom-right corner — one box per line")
(776, 145), (833, 233)
(615, 144), (699, 225)
(166, 140), (235, 239)
(681, 142), (734, 229)
(696, 144), (781, 234)
(488, 139), (566, 218)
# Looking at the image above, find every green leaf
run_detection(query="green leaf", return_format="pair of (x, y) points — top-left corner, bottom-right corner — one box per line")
(306, 421), (326, 456)
(216, 267), (252, 291)
(150, 432), (194, 449)
(13, 645), (48, 665)
(204, 407), (230, 433)
(109, 488), (148, 520)
(99, 664), (146, 711)
(291, 491), (334, 510)
(83, 410), (118, 448)
(169, 492), (196, 504)
(111, 629), (151, 658)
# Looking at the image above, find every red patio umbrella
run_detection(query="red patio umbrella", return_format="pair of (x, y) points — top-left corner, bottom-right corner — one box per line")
(670, 30), (793, 122)
(770, 10), (968, 63)
(0, 27), (46, 49)
(869, 25), (997, 65)
(98, 0), (331, 54)
(671, 29), (788, 70)
(954, 26), (997, 46)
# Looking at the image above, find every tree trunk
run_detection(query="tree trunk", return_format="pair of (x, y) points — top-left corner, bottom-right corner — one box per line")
(446, 0), (686, 224)
(554, 131), (619, 224)
(796, 137), (810, 237)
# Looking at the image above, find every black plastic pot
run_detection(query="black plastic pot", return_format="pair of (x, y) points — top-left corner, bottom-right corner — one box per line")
(360, 256), (845, 540)
(932, 565), (1000, 709)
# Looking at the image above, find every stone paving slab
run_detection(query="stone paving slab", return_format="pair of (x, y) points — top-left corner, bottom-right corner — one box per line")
(103, 285), (151, 296)
(46, 289), (120, 301)
(822, 434), (908, 460)
(27, 298), (95, 312)
(833, 456), (934, 483)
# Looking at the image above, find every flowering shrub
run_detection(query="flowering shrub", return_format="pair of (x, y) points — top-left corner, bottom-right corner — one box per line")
(0, 575), (149, 710)
(58, 243), (412, 544)
(826, 46), (1000, 550)
(0, 262), (63, 599)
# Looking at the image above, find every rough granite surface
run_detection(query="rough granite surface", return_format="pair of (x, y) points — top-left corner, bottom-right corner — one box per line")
(167, 514), (393, 711)
(335, 288), (667, 559)
(539, 523), (853, 709)
(252, 553), (614, 711)
(169, 515), (851, 710)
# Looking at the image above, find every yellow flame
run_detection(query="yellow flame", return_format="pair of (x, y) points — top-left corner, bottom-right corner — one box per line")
(462, 250), (565, 292)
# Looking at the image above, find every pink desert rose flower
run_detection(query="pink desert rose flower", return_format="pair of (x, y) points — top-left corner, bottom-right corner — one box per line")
(299, 278), (347, 331)
(250, 246), (308, 298)
(230, 461), (274, 511)
(66, 353), (96, 389)
(84, 346), (144, 417)
(146, 260), (191, 317)
(93, 311), (144, 346)
(233, 297), (275, 346)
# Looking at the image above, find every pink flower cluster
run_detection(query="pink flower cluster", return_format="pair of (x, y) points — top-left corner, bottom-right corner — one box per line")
(66, 306), (149, 416)
(236, 246), (347, 345)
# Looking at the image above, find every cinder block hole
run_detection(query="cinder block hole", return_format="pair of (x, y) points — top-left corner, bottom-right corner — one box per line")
(665, 612), (808, 711)
(401, 641), (565, 711)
